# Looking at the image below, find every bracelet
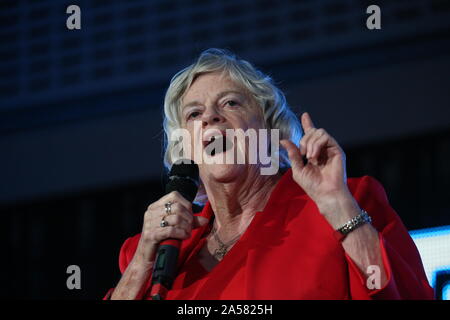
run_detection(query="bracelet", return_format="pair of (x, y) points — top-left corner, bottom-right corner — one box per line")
(337, 209), (372, 237)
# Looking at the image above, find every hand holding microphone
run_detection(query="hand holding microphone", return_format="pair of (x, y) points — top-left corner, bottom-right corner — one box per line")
(111, 160), (207, 300)
(150, 159), (207, 299)
(132, 190), (206, 269)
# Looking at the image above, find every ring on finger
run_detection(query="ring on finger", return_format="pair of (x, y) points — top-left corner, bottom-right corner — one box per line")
(165, 201), (173, 215)
(160, 215), (169, 228)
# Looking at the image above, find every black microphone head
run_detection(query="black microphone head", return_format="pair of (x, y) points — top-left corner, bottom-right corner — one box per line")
(165, 159), (199, 203)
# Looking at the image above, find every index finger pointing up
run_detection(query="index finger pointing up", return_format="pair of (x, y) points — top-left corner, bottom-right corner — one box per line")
(301, 112), (316, 133)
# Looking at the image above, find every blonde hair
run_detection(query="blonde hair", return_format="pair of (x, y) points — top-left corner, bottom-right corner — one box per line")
(162, 48), (302, 204)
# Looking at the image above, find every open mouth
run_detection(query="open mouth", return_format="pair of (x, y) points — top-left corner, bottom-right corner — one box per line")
(204, 135), (233, 156)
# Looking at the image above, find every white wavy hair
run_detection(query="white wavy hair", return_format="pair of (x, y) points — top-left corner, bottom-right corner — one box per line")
(162, 48), (303, 204)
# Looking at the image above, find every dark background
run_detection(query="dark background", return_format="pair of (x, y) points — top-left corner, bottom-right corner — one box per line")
(1, 0), (449, 299)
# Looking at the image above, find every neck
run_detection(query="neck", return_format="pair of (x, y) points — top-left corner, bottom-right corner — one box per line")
(202, 166), (282, 241)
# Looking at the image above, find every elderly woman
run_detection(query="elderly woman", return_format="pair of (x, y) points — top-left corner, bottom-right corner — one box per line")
(106, 49), (433, 300)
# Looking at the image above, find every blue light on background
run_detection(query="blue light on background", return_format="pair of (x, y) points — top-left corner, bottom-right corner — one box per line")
(409, 225), (450, 300)
(443, 284), (450, 300)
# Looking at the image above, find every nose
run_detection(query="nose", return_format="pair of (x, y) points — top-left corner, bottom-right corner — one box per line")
(201, 106), (225, 128)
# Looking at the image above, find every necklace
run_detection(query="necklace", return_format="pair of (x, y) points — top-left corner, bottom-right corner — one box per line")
(210, 224), (245, 260)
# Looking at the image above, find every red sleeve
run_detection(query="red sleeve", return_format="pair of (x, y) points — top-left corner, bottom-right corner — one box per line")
(118, 235), (140, 273)
(103, 234), (143, 300)
(345, 175), (434, 300)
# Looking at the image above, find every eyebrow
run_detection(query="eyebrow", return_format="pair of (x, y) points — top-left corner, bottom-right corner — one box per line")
(181, 90), (246, 111)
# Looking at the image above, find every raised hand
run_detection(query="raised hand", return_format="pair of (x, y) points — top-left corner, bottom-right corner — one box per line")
(280, 112), (351, 213)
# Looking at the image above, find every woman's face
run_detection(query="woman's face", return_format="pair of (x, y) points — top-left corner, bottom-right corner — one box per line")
(180, 71), (266, 183)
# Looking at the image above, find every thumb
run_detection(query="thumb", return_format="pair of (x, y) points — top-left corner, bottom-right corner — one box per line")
(193, 216), (209, 229)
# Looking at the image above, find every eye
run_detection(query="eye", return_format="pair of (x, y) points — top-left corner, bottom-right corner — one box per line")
(188, 111), (201, 119)
(225, 100), (239, 107)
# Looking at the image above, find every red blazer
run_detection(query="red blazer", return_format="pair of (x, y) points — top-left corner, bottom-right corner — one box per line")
(106, 169), (434, 299)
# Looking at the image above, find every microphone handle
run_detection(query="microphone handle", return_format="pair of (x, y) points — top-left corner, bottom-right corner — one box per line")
(150, 167), (199, 300)
(150, 239), (181, 300)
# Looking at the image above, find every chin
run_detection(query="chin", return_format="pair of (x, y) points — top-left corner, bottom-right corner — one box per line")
(200, 162), (245, 183)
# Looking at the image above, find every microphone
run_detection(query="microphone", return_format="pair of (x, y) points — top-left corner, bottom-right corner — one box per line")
(150, 159), (199, 300)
